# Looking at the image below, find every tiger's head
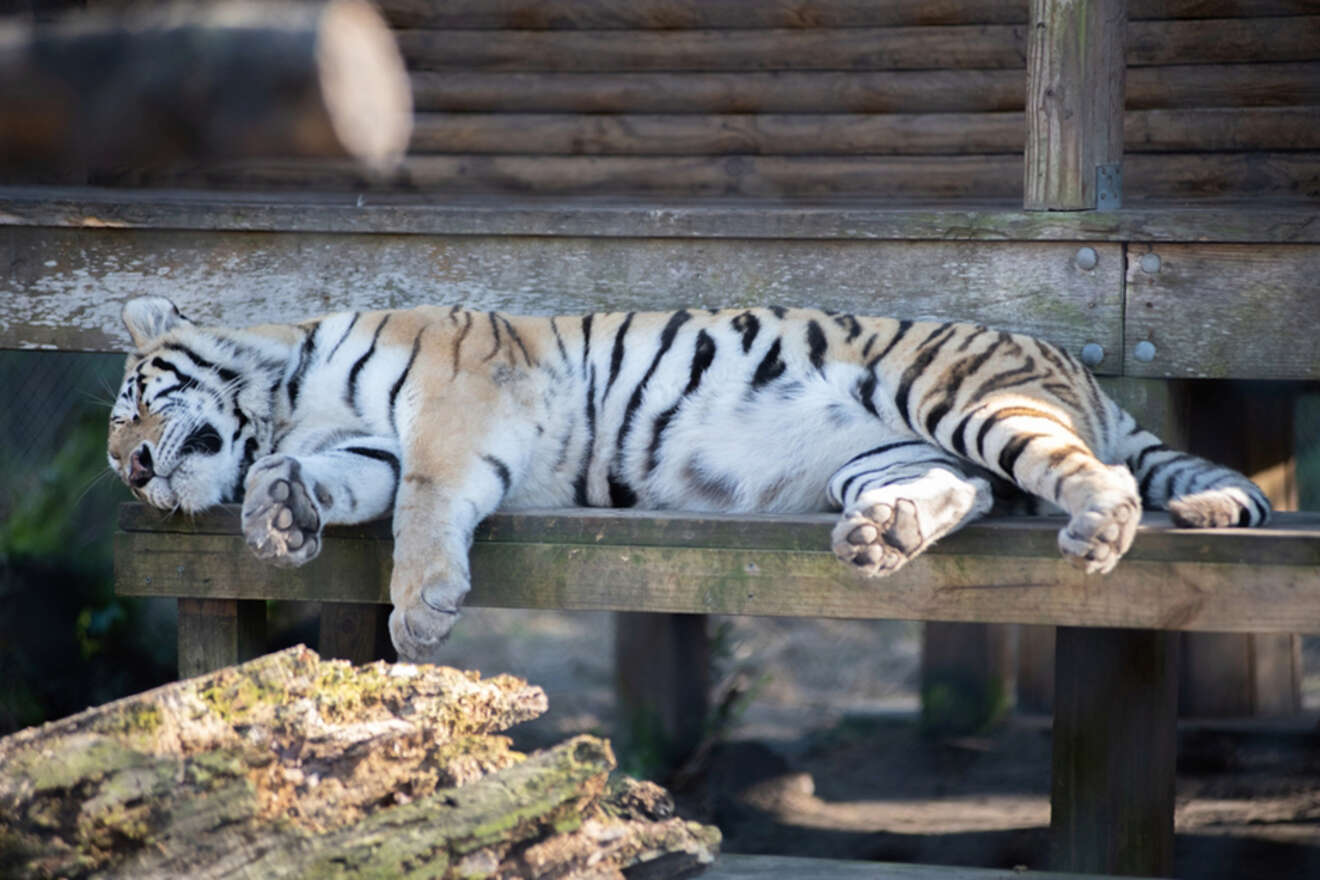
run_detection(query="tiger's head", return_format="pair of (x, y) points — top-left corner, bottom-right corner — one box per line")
(108, 297), (278, 513)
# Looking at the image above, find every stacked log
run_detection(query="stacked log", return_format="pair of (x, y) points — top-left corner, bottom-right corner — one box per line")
(0, 646), (719, 879)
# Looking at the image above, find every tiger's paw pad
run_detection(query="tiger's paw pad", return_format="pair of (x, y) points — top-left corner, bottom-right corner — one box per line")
(1168, 487), (1263, 528)
(242, 458), (322, 567)
(389, 597), (461, 664)
(1057, 497), (1139, 575)
(832, 498), (925, 577)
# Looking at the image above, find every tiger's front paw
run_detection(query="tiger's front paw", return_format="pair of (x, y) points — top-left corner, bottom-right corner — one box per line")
(242, 456), (322, 567)
(1058, 493), (1140, 575)
(832, 498), (925, 577)
(389, 566), (470, 663)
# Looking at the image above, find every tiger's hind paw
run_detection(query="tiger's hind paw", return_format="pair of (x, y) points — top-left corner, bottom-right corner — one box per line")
(1057, 495), (1139, 575)
(1168, 487), (1268, 528)
(242, 456), (322, 567)
(832, 498), (925, 577)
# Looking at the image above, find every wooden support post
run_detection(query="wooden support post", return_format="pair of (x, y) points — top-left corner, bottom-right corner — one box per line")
(319, 602), (394, 665)
(1024, 0), (1127, 210)
(614, 612), (709, 773)
(177, 598), (266, 679)
(921, 622), (1015, 737)
(1051, 626), (1179, 875)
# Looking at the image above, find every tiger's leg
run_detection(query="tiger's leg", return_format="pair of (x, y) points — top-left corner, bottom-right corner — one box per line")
(828, 441), (993, 576)
(241, 438), (401, 567)
(958, 410), (1142, 574)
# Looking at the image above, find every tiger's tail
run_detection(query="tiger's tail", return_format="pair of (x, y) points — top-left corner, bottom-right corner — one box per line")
(1108, 404), (1271, 527)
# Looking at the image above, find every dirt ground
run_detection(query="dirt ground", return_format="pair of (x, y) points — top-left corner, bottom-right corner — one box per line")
(423, 608), (1320, 879)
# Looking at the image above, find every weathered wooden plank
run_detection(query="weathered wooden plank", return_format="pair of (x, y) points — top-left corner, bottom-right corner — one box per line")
(114, 510), (1320, 634)
(1124, 243), (1320, 379)
(318, 602), (392, 663)
(408, 108), (1320, 157)
(395, 18), (1319, 73)
(3, 188), (1317, 244)
(408, 64), (1320, 113)
(705, 852), (1159, 880)
(1024, 0), (1126, 210)
(375, 0), (1315, 29)
(0, 230), (1123, 367)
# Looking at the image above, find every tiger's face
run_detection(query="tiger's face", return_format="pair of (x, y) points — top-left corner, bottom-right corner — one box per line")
(108, 298), (259, 513)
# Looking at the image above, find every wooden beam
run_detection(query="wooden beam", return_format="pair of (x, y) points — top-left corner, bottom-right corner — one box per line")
(0, 0), (411, 176)
(2, 188), (1317, 244)
(115, 505), (1320, 634)
(176, 597), (265, 678)
(1024, 0), (1127, 210)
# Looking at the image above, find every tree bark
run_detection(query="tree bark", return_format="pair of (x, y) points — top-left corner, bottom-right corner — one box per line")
(0, 646), (719, 879)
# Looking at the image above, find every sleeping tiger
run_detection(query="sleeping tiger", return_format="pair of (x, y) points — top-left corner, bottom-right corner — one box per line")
(108, 297), (1270, 662)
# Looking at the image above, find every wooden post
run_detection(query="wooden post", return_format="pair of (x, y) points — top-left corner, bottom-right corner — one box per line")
(177, 598), (266, 679)
(614, 612), (709, 773)
(1049, 377), (1184, 876)
(1051, 626), (1179, 875)
(921, 622), (1015, 737)
(319, 602), (394, 664)
(1024, 0), (1127, 210)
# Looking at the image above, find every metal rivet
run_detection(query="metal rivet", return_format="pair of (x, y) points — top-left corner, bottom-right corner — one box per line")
(1134, 340), (1157, 363)
(1140, 253), (1161, 274)
(1080, 343), (1104, 366)
(1075, 247), (1098, 270)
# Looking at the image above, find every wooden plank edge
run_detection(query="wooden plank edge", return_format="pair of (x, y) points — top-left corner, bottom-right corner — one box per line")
(4, 188), (1319, 242)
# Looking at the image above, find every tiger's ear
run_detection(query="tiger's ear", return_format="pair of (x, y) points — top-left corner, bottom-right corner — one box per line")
(122, 297), (192, 349)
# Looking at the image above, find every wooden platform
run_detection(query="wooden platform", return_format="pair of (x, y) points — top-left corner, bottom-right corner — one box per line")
(116, 505), (1320, 634)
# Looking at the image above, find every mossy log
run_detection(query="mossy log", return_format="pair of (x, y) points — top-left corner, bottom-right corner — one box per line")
(0, 646), (719, 879)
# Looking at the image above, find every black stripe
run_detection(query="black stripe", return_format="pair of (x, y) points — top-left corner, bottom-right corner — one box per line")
(451, 310), (473, 375)
(833, 313), (862, 342)
(967, 358), (1040, 402)
(922, 334), (1004, 438)
(751, 338), (786, 389)
(646, 330), (718, 474)
(573, 365), (597, 506)
(499, 315), (533, 367)
(287, 322), (320, 409)
(998, 432), (1043, 480)
(951, 410), (977, 459)
(481, 454), (512, 498)
(861, 333), (877, 360)
(894, 324), (958, 430)
(389, 330), (423, 434)
(604, 312), (635, 399)
(346, 315), (389, 415)
(580, 314), (594, 375)
(484, 311), (502, 362)
(806, 320), (828, 372)
(615, 311), (691, 458)
(731, 311), (760, 353)
(343, 445), (400, 482)
(868, 319), (912, 367)
(973, 405), (1080, 461)
(608, 474), (638, 508)
(769, 305), (787, 319)
(549, 316), (569, 364)
(853, 370), (879, 417)
(162, 343), (240, 386)
(840, 439), (928, 468)
(1130, 442), (1170, 473)
(325, 313), (360, 362)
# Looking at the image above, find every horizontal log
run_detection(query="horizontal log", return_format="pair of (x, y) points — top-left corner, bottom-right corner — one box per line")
(375, 0), (1316, 29)
(4, 187), (1317, 244)
(410, 64), (1320, 112)
(0, 0), (411, 175)
(396, 18), (1318, 73)
(409, 107), (1320, 156)
(0, 228), (1123, 366)
(113, 151), (1320, 202)
(114, 505), (1320, 633)
(1124, 243), (1320, 380)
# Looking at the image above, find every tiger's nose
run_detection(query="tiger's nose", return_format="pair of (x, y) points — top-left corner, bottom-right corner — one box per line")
(129, 446), (154, 488)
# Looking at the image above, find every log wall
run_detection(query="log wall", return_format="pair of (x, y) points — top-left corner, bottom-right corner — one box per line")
(61, 0), (1320, 201)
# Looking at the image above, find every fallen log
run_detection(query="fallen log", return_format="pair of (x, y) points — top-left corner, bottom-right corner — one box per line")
(0, 646), (719, 879)
(0, 0), (412, 177)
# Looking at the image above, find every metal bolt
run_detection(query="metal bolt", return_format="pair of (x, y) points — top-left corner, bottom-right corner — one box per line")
(1080, 343), (1104, 367)
(1140, 253), (1161, 274)
(1134, 340), (1157, 363)
(1075, 247), (1098, 270)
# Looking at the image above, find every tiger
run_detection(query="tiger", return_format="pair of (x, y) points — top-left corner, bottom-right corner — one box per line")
(108, 296), (1270, 662)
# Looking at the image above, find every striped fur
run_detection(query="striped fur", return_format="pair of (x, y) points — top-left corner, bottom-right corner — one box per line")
(109, 298), (1271, 661)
